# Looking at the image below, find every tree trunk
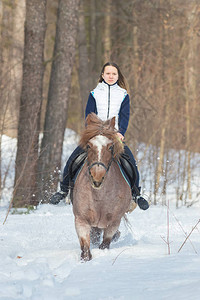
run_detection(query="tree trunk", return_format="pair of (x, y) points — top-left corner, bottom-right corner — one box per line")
(0, 0), (14, 137)
(10, 0), (25, 135)
(89, 0), (97, 88)
(78, 0), (89, 117)
(0, 1), (3, 195)
(184, 4), (198, 204)
(95, 0), (102, 71)
(13, 0), (47, 208)
(38, 0), (80, 201)
(0, 1), (25, 137)
(103, 0), (111, 62)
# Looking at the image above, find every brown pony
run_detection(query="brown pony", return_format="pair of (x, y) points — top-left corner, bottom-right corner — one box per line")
(72, 113), (136, 261)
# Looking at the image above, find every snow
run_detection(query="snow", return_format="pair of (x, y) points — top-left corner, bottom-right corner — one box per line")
(1, 204), (200, 300)
(0, 131), (200, 300)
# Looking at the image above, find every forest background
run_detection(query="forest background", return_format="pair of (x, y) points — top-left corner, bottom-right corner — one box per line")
(0, 0), (200, 208)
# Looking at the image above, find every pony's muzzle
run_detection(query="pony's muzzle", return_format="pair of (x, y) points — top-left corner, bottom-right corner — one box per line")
(93, 180), (103, 188)
(89, 165), (106, 188)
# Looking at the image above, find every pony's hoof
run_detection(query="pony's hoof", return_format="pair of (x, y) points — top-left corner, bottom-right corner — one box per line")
(111, 230), (121, 242)
(81, 250), (92, 262)
(99, 241), (110, 250)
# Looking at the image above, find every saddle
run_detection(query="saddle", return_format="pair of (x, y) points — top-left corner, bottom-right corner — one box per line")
(68, 151), (87, 202)
(69, 151), (87, 182)
(119, 153), (140, 196)
(68, 151), (139, 202)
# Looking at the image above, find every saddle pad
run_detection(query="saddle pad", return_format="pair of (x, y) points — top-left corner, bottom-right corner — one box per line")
(72, 162), (85, 184)
(117, 161), (131, 188)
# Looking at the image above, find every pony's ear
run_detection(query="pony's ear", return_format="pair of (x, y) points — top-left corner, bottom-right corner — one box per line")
(85, 112), (97, 126)
(109, 117), (115, 129)
(86, 113), (92, 125)
(105, 116), (115, 129)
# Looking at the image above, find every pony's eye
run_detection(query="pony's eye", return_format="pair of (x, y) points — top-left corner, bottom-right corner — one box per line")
(109, 145), (113, 151)
(86, 144), (91, 150)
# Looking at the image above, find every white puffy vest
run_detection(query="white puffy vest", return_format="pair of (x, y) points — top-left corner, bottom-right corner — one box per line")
(91, 82), (127, 130)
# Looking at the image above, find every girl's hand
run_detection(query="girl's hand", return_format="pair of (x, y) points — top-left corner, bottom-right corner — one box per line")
(116, 132), (124, 141)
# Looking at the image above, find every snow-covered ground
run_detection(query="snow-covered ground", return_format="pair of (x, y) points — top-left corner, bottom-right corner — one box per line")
(0, 203), (200, 300)
(0, 131), (200, 300)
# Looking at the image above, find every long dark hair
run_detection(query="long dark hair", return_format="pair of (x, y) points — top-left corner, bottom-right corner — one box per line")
(99, 62), (128, 90)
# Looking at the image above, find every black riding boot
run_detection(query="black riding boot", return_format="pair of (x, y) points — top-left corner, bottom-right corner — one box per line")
(49, 182), (69, 205)
(49, 146), (86, 205)
(135, 195), (149, 210)
(132, 187), (149, 210)
(122, 146), (149, 211)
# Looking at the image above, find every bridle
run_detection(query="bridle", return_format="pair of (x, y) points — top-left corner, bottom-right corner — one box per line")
(86, 145), (115, 177)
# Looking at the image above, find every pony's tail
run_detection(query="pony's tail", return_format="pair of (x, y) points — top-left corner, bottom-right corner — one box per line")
(123, 214), (132, 232)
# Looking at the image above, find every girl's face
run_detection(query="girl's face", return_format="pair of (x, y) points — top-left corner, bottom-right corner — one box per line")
(102, 66), (119, 85)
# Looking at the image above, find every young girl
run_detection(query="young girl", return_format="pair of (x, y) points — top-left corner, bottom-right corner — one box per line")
(50, 62), (149, 210)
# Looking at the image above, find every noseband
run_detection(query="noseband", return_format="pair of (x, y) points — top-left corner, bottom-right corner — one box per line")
(88, 161), (111, 173)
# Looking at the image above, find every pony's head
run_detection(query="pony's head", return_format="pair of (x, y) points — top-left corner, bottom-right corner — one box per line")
(80, 113), (124, 158)
(79, 113), (124, 188)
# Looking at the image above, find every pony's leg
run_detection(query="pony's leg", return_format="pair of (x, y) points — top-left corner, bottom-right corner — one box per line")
(99, 222), (120, 250)
(90, 227), (102, 246)
(75, 217), (92, 261)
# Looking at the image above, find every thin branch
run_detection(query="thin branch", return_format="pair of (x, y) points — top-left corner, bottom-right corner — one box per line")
(167, 199), (170, 254)
(112, 248), (128, 266)
(178, 219), (200, 253)
(165, 205), (198, 254)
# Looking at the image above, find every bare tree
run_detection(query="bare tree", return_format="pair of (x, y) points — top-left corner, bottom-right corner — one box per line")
(13, 0), (47, 207)
(38, 0), (80, 201)
(103, 0), (111, 62)
(78, 0), (89, 117)
(0, 2), (2, 196)
(1, 0), (200, 207)
(184, 4), (199, 204)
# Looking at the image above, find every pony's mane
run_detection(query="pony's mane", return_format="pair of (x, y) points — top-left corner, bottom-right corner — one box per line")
(79, 113), (124, 158)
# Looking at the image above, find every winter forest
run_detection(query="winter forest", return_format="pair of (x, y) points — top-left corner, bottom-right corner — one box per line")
(0, 0), (200, 207)
(1, 1), (200, 299)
